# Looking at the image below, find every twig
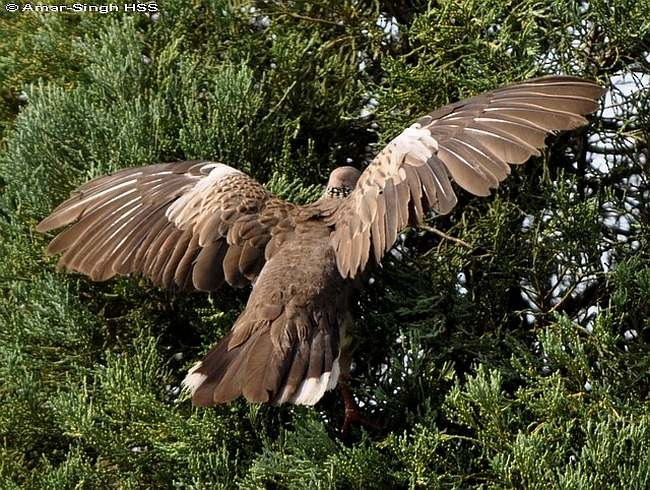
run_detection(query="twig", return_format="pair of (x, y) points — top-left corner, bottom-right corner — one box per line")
(421, 224), (471, 249)
(274, 9), (340, 26)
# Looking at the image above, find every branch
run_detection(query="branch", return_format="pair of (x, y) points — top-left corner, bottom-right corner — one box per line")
(421, 224), (472, 249)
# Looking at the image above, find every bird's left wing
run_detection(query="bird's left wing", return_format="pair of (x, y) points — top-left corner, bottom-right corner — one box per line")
(37, 161), (296, 291)
(328, 75), (605, 278)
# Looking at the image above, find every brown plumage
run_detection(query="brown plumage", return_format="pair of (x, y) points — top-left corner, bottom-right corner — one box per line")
(37, 75), (604, 409)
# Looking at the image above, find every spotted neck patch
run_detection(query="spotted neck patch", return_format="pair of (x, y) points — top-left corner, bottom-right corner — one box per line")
(326, 186), (352, 198)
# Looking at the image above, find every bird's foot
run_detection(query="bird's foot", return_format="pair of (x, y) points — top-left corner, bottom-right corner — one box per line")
(341, 406), (383, 436)
(339, 381), (384, 436)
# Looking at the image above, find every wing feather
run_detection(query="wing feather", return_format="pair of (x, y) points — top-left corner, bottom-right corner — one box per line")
(328, 75), (605, 277)
(37, 161), (297, 291)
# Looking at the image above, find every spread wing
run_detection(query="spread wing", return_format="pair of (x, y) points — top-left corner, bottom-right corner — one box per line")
(37, 161), (296, 291)
(329, 75), (605, 278)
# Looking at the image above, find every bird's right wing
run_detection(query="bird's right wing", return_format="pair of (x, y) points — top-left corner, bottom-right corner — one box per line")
(37, 161), (296, 291)
(328, 76), (605, 278)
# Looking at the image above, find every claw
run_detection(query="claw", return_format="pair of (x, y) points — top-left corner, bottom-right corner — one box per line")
(339, 380), (383, 436)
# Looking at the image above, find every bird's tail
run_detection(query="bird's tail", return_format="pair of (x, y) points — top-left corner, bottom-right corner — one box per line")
(182, 315), (342, 406)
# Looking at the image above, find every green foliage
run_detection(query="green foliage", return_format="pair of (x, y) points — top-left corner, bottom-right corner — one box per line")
(1, 0), (649, 488)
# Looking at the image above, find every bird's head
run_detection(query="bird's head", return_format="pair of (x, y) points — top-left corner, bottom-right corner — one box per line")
(325, 166), (361, 198)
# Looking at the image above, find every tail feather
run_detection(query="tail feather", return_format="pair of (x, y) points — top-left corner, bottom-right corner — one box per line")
(184, 331), (243, 406)
(182, 318), (342, 407)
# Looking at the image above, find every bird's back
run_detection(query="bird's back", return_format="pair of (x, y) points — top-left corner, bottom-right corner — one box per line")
(186, 220), (351, 406)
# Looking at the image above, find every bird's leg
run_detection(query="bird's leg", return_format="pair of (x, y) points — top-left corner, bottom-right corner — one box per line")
(338, 324), (382, 435)
(339, 377), (383, 435)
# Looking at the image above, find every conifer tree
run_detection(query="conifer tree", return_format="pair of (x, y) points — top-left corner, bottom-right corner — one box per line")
(0, 1), (648, 487)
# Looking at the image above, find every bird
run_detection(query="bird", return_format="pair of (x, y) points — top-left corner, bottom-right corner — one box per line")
(36, 75), (604, 431)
